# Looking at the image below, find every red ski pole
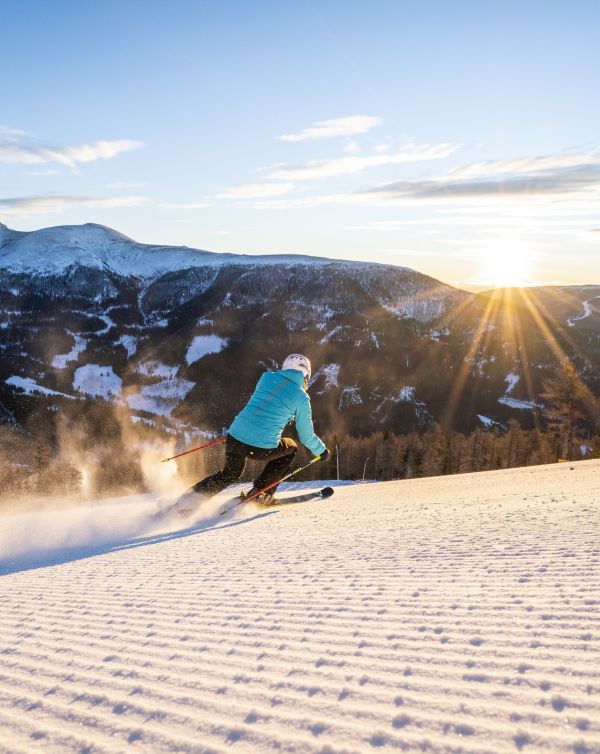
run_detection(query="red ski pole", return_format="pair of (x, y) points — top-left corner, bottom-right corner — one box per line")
(161, 437), (226, 463)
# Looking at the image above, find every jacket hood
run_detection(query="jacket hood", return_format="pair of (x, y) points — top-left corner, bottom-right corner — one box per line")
(276, 368), (306, 386)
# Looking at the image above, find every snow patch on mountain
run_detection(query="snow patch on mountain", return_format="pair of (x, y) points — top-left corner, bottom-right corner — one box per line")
(498, 373), (541, 411)
(393, 385), (417, 402)
(115, 334), (137, 357)
(147, 316), (170, 328)
(477, 414), (505, 429)
(498, 396), (542, 410)
(138, 361), (178, 379)
(73, 365), (122, 400)
(6, 376), (76, 400)
(126, 381), (195, 417)
(321, 363), (340, 388)
(372, 386), (431, 424)
(505, 373), (520, 394)
(52, 333), (87, 369)
(96, 313), (114, 336)
(320, 325), (345, 344)
(397, 387), (430, 422)
(382, 297), (446, 323)
(429, 326), (449, 341)
(311, 363), (340, 394)
(339, 386), (362, 409)
(185, 334), (228, 365)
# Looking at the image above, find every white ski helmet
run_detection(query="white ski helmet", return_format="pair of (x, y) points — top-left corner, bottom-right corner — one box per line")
(282, 353), (311, 379)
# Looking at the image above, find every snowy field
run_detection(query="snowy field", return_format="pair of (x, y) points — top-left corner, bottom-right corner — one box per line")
(0, 461), (599, 753)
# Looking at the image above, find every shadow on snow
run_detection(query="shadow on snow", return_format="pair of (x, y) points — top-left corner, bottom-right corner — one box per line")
(0, 510), (276, 577)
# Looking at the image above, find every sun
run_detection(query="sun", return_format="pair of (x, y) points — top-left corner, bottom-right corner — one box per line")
(478, 240), (534, 288)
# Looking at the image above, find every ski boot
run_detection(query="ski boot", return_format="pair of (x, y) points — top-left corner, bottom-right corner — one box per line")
(242, 488), (278, 506)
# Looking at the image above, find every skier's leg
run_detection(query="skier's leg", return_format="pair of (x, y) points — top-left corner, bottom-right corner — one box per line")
(251, 438), (298, 494)
(192, 435), (247, 496)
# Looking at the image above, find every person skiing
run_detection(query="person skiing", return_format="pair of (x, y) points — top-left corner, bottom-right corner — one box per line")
(182, 354), (329, 508)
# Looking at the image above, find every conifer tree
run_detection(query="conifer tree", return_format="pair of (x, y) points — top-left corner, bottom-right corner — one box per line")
(590, 426), (600, 459)
(421, 424), (447, 476)
(541, 359), (590, 460)
(506, 419), (523, 467)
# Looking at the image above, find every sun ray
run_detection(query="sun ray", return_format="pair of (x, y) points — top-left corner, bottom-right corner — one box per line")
(517, 287), (599, 415)
(508, 289), (542, 431)
(439, 290), (503, 431)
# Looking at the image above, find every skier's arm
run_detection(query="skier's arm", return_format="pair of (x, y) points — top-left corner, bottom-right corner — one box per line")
(295, 393), (326, 456)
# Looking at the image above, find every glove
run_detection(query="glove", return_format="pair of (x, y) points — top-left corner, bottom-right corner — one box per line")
(319, 448), (330, 461)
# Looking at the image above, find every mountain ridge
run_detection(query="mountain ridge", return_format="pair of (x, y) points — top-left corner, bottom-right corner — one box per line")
(0, 222), (419, 281)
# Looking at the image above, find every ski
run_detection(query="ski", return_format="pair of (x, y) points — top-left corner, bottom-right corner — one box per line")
(266, 486), (335, 506)
(221, 486), (334, 516)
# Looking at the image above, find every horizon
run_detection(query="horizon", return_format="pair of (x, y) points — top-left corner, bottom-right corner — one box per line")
(1, 1), (599, 289)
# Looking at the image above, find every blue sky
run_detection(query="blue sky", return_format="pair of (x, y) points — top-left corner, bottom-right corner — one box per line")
(1, 0), (599, 288)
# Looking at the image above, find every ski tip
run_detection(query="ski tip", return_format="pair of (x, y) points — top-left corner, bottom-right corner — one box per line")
(319, 486), (334, 498)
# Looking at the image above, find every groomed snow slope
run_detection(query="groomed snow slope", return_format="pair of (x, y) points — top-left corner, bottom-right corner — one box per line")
(1, 461), (599, 753)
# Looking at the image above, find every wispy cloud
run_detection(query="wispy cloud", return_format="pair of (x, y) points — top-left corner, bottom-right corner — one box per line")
(0, 195), (147, 216)
(218, 182), (296, 199)
(0, 125), (28, 139)
(382, 248), (476, 259)
(278, 115), (381, 142)
(1, 140), (144, 167)
(221, 143), (600, 220)
(355, 150), (600, 206)
(348, 219), (456, 230)
(158, 201), (214, 209)
(451, 151), (600, 178)
(367, 163), (600, 202)
(235, 193), (356, 210)
(347, 217), (591, 232)
(343, 139), (360, 154)
(266, 143), (458, 181)
(107, 181), (146, 189)
(0, 125), (144, 168)
(27, 168), (61, 176)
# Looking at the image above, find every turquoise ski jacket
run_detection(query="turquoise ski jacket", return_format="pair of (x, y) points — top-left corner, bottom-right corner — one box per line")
(228, 369), (326, 456)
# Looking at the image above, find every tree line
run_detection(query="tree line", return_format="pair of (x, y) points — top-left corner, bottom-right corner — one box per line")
(1, 357), (598, 501)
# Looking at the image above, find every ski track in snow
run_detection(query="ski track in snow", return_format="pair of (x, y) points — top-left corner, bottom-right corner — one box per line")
(0, 463), (599, 753)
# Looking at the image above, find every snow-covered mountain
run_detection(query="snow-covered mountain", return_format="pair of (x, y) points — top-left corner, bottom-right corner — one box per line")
(0, 222), (455, 319)
(0, 222), (351, 278)
(1, 222), (599, 490)
(1, 460), (599, 752)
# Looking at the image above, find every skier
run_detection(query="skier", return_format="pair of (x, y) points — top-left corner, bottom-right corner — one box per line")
(183, 354), (329, 508)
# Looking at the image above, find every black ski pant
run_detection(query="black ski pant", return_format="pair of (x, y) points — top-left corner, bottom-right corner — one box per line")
(193, 434), (298, 497)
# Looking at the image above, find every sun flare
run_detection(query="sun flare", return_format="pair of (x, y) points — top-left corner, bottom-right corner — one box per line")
(478, 240), (534, 288)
